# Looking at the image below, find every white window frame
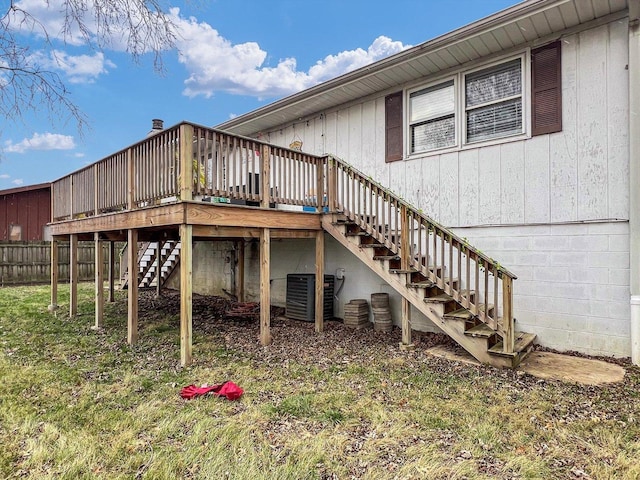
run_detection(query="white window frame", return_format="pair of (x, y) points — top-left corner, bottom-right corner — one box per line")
(405, 51), (529, 159)
(462, 53), (526, 145)
(407, 77), (457, 154)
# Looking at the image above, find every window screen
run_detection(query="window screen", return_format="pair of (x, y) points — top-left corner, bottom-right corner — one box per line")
(465, 59), (522, 143)
(409, 80), (455, 153)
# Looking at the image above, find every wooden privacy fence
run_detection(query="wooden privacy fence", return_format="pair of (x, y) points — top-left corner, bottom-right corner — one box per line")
(0, 242), (118, 286)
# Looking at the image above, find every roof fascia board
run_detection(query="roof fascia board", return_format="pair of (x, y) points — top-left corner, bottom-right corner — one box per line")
(256, 9), (630, 139)
(216, 0), (576, 131)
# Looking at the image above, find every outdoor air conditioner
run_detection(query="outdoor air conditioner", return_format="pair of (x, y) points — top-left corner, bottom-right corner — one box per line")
(285, 274), (334, 322)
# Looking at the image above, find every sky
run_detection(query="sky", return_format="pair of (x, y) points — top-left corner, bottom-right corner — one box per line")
(0, 0), (520, 190)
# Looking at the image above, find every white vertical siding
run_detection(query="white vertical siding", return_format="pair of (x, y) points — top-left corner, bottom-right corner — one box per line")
(577, 25), (609, 220)
(420, 156), (440, 217)
(500, 141), (525, 224)
(478, 145), (501, 224)
(607, 19), (630, 219)
(550, 33), (579, 223)
(439, 152), (459, 225)
(263, 20), (628, 228)
(524, 135), (550, 223)
(459, 149), (479, 225)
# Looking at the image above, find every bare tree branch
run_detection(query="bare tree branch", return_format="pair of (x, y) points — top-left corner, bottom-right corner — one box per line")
(0, 0), (176, 140)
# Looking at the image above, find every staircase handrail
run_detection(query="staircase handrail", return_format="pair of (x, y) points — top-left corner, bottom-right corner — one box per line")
(327, 156), (516, 280)
(326, 155), (517, 354)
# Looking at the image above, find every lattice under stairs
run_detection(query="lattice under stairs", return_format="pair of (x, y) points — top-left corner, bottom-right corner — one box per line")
(321, 214), (535, 368)
(121, 241), (181, 290)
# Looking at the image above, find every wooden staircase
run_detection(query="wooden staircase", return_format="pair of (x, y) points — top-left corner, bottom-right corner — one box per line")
(122, 241), (181, 290)
(322, 157), (536, 368)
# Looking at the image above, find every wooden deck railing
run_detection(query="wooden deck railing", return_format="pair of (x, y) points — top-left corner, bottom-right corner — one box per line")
(50, 121), (515, 353)
(52, 122), (326, 221)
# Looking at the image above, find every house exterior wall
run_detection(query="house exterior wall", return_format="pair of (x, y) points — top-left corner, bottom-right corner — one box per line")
(165, 241), (236, 297)
(254, 18), (632, 358)
(267, 20), (629, 227)
(455, 222), (630, 357)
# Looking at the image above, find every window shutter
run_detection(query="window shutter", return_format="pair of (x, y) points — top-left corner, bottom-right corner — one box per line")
(385, 91), (403, 162)
(531, 41), (562, 136)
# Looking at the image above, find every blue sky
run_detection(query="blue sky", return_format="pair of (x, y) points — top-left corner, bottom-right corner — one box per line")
(0, 0), (519, 190)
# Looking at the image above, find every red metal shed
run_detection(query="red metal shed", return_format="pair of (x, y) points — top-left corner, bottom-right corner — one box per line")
(0, 183), (51, 241)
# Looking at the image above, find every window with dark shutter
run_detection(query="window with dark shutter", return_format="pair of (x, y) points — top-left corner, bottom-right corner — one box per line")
(465, 59), (523, 143)
(385, 91), (403, 162)
(531, 41), (562, 136)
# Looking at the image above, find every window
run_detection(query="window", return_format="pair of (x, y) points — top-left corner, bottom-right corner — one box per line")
(465, 59), (523, 143)
(386, 44), (561, 159)
(409, 80), (455, 153)
(9, 224), (22, 241)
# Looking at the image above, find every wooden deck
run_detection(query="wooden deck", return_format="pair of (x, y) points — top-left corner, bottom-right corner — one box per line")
(48, 121), (526, 368)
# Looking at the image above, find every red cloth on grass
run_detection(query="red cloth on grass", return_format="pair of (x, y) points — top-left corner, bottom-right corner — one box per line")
(180, 381), (243, 400)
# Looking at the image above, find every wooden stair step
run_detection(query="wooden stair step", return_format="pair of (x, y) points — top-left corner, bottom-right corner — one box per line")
(345, 231), (370, 237)
(407, 280), (435, 289)
(465, 323), (496, 338)
(359, 243), (385, 248)
(443, 308), (473, 321)
(478, 303), (494, 313)
(488, 332), (536, 358)
(424, 293), (453, 304)
(373, 255), (400, 261)
(389, 268), (418, 274)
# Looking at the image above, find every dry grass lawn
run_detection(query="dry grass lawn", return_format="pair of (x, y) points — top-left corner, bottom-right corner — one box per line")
(1, 283), (639, 479)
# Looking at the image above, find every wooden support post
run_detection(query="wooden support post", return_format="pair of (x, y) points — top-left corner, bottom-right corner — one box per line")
(502, 276), (515, 354)
(127, 229), (139, 344)
(315, 230), (325, 333)
(400, 298), (414, 350)
(179, 124), (194, 202)
(108, 241), (115, 302)
(260, 145), (271, 208)
(94, 232), (104, 328)
(49, 237), (59, 313)
(399, 205), (414, 349)
(69, 234), (78, 318)
(236, 240), (245, 302)
(259, 228), (272, 345)
(156, 241), (162, 297)
(180, 225), (193, 366)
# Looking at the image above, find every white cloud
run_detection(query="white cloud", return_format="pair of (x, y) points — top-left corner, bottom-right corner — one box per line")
(12, 179), (24, 186)
(52, 50), (115, 83)
(171, 8), (409, 99)
(5, 132), (76, 153)
(9, 0), (90, 46)
(10, 0), (157, 51)
(0, 174), (10, 179)
(29, 50), (115, 84)
(9, 3), (410, 99)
